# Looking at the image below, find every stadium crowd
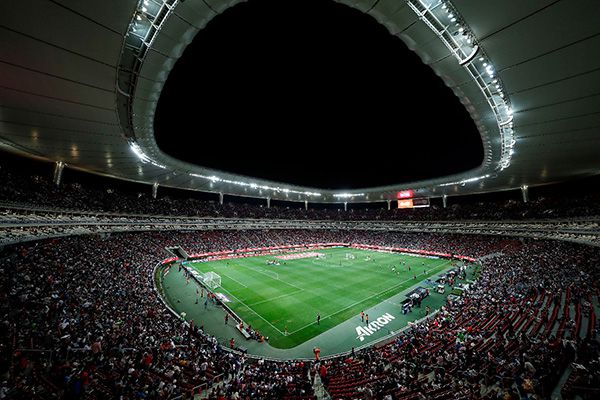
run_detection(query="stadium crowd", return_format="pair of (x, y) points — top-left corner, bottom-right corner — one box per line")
(2, 229), (599, 399)
(320, 239), (600, 399)
(1, 163), (600, 221)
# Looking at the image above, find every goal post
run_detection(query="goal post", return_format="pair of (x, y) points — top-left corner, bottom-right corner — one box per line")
(203, 271), (221, 290)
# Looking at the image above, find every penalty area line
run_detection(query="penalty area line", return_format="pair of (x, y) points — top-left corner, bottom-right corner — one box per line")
(247, 289), (304, 307)
(217, 286), (286, 336)
(220, 272), (248, 288)
(244, 264), (305, 291)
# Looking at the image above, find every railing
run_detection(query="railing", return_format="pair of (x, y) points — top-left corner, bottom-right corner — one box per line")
(168, 382), (208, 400)
(3, 200), (598, 223)
(2, 202), (600, 247)
(2, 218), (599, 247)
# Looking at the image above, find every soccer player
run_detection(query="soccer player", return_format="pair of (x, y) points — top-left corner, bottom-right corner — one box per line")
(317, 313), (321, 325)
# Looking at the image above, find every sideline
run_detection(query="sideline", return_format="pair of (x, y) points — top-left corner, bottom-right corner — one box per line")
(218, 286), (287, 336)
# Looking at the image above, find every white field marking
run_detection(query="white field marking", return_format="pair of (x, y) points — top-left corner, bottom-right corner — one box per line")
(247, 289), (304, 307)
(244, 264), (305, 291)
(288, 259), (452, 335)
(192, 264), (248, 288)
(257, 268), (279, 280)
(220, 272), (248, 288)
(316, 258), (346, 268)
(217, 286), (286, 335)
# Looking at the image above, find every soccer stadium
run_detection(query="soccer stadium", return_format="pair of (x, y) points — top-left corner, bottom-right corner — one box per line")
(1, 1), (600, 399)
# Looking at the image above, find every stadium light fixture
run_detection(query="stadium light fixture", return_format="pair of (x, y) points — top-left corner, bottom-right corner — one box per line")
(188, 173), (321, 197)
(130, 142), (149, 162)
(407, 0), (517, 172)
(334, 193), (364, 198)
(439, 174), (492, 187)
(129, 142), (166, 169)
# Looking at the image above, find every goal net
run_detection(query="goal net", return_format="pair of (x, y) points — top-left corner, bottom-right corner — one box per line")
(203, 271), (222, 290)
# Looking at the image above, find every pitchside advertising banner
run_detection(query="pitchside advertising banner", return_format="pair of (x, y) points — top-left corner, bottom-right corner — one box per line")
(355, 312), (396, 342)
(161, 243), (476, 265)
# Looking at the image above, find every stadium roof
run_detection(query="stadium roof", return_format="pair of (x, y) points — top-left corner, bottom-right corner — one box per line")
(0, 0), (599, 203)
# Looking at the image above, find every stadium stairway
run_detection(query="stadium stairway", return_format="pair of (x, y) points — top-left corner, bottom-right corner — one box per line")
(311, 371), (331, 400)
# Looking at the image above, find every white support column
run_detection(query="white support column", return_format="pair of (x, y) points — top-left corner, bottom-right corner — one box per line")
(304, 200), (308, 211)
(521, 185), (529, 203)
(442, 194), (448, 208)
(53, 161), (65, 186)
(344, 202), (348, 212)
(152, 182), (159, 199)
(219, 192), (224, 205)
(387, 200), (391, 210)
(267, 197), (271, 208)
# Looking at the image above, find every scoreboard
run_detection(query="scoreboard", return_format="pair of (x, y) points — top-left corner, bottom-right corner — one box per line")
(395, 190), (429, 208)
(397, 197), (430, 209)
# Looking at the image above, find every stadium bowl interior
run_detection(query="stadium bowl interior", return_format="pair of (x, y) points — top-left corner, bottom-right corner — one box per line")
(1, 1), (600, 399)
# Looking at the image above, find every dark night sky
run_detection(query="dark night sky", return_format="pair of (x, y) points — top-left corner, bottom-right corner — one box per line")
(155, 0), (483, 189)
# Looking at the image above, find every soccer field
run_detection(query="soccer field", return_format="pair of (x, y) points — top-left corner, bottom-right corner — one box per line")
(190, 247), (452, 348)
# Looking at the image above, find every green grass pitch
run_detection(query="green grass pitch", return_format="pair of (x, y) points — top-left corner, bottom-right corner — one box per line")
(190, 247), (452, 348)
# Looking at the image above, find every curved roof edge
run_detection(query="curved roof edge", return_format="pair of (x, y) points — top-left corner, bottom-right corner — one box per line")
(122, 0), (507, 203)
